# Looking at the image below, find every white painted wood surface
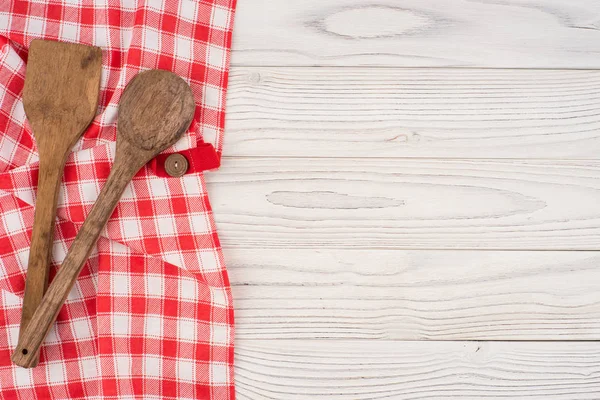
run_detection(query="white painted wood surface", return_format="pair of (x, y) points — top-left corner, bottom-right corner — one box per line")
(226, 249), (600, 340)
(225, 68), (600, 158)
(208, 158), (600, 250)
(219, 0), (600, 397)
(231, 0), (600, 68)
(235, 340), (600, 399)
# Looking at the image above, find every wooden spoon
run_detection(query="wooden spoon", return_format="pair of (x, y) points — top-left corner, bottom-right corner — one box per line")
(12, 69), (196, 368)
(18, 40), (102, 367)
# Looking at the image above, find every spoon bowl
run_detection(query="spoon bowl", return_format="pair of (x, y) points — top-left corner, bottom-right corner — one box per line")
(118, 69), (195, 155)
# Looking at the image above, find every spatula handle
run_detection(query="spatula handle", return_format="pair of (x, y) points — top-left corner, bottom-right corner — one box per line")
(18, 156), (68, 367)
(12, 156), (138, 368)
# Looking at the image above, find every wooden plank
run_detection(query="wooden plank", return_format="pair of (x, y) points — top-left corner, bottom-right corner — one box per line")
(206, 157), (600, 250)
(231, 0), (600, 68)
(227, 249), (600, 340)
(225, 67), (600, 159)
(235, 340), (600, 399)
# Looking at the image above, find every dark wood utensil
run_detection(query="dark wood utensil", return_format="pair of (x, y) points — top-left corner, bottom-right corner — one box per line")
(18, 40), (102, 367)
(12, 69), (195, 368)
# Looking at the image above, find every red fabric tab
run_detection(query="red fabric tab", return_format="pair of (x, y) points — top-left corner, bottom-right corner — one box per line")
(149, 142), (220, 177)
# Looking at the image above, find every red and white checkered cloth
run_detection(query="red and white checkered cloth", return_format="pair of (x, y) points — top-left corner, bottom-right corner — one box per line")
(0, 0), (237, 398)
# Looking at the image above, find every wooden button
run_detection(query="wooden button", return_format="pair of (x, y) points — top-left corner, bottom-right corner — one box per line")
(164, 153), (189, 177)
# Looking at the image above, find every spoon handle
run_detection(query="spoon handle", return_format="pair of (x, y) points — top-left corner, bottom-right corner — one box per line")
(12, 154), (140, 368)
(18, 155), (68, 367)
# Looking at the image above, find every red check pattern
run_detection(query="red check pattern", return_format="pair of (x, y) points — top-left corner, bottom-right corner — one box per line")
(0, 0), (236, 398)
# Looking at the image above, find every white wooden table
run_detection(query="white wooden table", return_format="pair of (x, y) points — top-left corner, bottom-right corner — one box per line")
(207, 1), (600, 398)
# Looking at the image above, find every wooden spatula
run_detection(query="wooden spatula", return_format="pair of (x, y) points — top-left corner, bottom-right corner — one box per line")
(12, 69), (196, 368)
(18, 40), (102, 367)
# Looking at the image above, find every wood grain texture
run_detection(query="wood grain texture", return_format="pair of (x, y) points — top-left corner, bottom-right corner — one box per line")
(206, 157), (600, 250)
(226, 249), (600, 340)
(225, 67), (600, 159)
(12, 70), (196, 368)
(232, 0), (600, 68)
(225, 1), (600, 395)
(235, 340), (600, 399)
(19, 40), (102, 368)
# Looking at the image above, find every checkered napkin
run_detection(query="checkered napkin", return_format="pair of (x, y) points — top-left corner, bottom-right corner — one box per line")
(0, 0), (237, 398)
